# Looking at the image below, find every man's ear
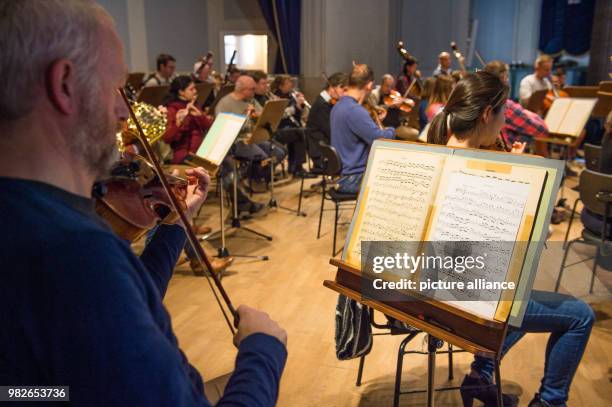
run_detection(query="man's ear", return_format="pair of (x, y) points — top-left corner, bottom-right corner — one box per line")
(46, 59), (77, 115)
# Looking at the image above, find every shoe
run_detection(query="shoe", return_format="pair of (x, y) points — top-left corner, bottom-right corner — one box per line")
(527, 393), (562, 407)
(190, 256), (234, 277)
(460, 374), (519, 407)
(248, 202), (263, 214)
(194, 224), (212, 235)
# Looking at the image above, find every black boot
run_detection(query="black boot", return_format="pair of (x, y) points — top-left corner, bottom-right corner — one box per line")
(460, 374), (519, 407)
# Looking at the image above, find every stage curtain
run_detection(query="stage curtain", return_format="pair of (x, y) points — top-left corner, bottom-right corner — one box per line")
(539, 0), (595, 56)
(258, 0), (301, 74)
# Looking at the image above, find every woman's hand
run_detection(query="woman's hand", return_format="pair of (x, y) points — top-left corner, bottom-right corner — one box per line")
(176, 108), (189, 126)
(511, 141), (527, 154)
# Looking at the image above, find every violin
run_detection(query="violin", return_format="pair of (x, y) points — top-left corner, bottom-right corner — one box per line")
(321, 72), (338, 105)
(102, 89), (239, 335)
(383, 89), (415, 112)
(362, 98), (385, 129)
(94, 155), (189, 242)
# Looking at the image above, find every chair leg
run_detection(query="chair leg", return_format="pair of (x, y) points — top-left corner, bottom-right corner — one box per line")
(563, 199), (580, 249)
(393, 334), (416, 407)
(317, 189), (325, 239)
(590, 246), (599, 294)
(297, 174), (305, 214)
(555, 239), (578, 292)
(356, 354), (366, 386)
(447, 343), (454, 381)
(332, 202), (339, 256)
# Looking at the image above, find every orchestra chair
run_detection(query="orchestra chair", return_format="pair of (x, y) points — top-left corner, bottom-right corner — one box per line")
(556, 169), (612, 293)
(563, 144), (602, 247)
(315, 143), (357, 256)
(296, 129), (327, 214)
(356, 309), (464, 407)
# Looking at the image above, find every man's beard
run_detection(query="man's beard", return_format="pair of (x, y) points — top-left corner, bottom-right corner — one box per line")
(71, 91), (120, 180)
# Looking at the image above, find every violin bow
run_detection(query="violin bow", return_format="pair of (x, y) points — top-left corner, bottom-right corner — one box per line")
(119, 88), (238, 335)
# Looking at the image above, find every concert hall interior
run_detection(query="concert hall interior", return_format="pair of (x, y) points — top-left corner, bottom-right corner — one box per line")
(2, 0), (612, 406)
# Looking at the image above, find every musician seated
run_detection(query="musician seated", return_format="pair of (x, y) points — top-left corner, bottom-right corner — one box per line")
(553, 67), (567, 89)
(215, 75), (283, 211)
(250, 69), (270, 108)
(581, 111), (612, 257)
(369, 74), (402, 128)
(226, 66), (242, 85)
(330, 63), (395, 194)
(192, 59), (216, 110)
(425, 75), (454, 122)
(432, 51), (452, 77)
(271, 75), (308, 175)
(485, 61), (550, 156)
(143, 53), (176, 87)
(427, 71), (594, 407)
(418, 77), (436, 129)
(519, 54), (553, 107)
(162, 75), (213, 164)
(395, 56), (419, 98)
(0, 2), (287, 405)
(306, 72), (348, 170)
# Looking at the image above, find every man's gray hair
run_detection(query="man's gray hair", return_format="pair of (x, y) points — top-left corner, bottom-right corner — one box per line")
(0, 0), (112, 121)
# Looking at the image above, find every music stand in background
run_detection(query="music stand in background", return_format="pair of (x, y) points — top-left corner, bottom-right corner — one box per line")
(525, 89), (548, 115)
(186, 113), (271, 261)
(195, 82), (215, 108)
(253, 99), (305, 216)
(137, 85), (170, 107)
(127, 72), (145, 92)
(209, 85), (235, 114)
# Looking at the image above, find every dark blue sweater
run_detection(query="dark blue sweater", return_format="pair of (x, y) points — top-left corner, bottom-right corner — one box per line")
(330, 96), (395, 175)
(0, 178), (286, 406)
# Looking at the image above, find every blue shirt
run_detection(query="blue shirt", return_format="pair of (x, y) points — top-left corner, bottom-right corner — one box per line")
(330, 96), (395, 175)
(0, 178), (287, 406)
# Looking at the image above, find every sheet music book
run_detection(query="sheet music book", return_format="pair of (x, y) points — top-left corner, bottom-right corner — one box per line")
(343, 140), (555, 322)
(185, 113), (246, 171)
(544, 97), (597, 137)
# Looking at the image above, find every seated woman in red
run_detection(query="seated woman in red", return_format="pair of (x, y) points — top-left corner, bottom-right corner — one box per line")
(163, 75), (213, 164)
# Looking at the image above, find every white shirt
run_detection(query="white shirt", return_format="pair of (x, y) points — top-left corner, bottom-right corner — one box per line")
(519, 74), (551, 106)
(142, 72), (174, 87)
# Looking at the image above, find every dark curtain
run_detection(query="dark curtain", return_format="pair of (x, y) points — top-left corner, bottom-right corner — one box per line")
(539, 0), (595, 55)
(258, 0), (301, 74)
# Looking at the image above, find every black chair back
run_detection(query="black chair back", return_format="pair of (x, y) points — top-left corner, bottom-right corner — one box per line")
(584, 143), (602, 171)
(319, 143), (343, 177)
(579, 169), (612, 216)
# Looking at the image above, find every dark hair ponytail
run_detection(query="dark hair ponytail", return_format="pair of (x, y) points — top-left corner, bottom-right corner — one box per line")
(427, 71), (508, 145)
(163, 75), (193, 106)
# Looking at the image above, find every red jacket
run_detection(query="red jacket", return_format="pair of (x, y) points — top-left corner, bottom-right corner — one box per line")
(163, 100), (213, 164)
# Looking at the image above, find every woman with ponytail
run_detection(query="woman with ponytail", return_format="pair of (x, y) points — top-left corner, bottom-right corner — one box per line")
(428, 72), (594, 407)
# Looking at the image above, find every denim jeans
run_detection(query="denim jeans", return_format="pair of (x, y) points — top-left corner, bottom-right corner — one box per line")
(472, 290), (595, 406)
(336, 173), (364, 195)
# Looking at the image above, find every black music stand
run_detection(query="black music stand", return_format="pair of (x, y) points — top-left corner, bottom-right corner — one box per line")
(253, 99), (306, 216)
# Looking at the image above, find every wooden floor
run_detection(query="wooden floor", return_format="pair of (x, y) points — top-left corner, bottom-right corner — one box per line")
(158, 174), (612, 406)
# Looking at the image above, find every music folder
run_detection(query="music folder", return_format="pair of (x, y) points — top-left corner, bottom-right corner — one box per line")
(250, 99), (289, 144)
(184, 112), (247, 176)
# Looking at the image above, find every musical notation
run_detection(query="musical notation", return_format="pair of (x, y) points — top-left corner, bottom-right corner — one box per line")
(348, 150), (444, 262)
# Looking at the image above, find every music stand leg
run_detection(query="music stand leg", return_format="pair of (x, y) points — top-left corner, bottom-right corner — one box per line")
(268, 153), (306, 217)
(495, 358), (503, 407)
(427, 335), (438, 407)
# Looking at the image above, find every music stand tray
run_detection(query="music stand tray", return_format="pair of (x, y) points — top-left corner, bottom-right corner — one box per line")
(251, 99), (289, 144)
(137, 85), (170, 107)
(195, 82), (215, 107)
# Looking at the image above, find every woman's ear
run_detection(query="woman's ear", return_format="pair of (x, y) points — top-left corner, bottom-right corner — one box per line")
(481, 105), (493, 125)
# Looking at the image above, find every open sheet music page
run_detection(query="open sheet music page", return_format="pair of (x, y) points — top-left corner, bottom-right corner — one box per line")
(426, 156), (547, 319)
(558, 98), (597, 136)
(544, 98), (571, 134)
(345, 147), (446, 267)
